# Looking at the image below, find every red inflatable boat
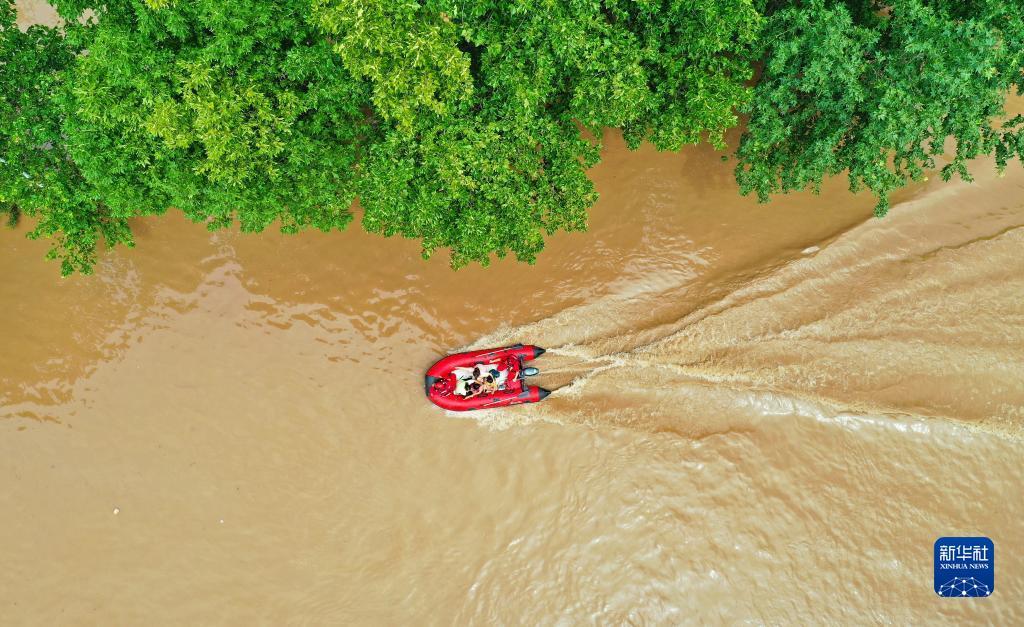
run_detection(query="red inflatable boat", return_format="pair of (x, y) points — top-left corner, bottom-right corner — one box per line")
(425, 344), (550, 411)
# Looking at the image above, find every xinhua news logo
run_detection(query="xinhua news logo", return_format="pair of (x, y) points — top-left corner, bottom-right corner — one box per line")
(934, 537), (994, 597)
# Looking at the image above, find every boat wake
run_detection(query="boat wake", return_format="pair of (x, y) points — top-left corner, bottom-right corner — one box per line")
(462, 180), (1024, 440)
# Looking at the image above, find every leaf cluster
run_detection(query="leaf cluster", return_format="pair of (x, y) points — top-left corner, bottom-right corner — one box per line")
(60, 0), (371, 238)
(737, 0), (1024, 215)
(1, 0), (128, 273)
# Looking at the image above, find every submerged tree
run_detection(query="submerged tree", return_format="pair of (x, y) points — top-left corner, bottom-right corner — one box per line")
(1, 0), (131, 274)
(56, 0), (372, 252)
(737, 0), (1024, 214)
(2, 0), (1023, 274)
(315, 0), (762, 265)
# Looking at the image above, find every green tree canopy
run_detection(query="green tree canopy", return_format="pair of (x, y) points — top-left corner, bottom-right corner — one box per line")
(1, 0), (130, 273)
(737, 0), (1024, 215)
(1, 0), (1022, 274)
(316, 0), (762, 265)
(58, 0), (371, 235)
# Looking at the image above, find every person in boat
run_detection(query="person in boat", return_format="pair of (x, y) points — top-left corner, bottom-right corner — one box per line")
(474, 364), (510, 392)
(460, 374), (497, 399)
(460, 381), (485, 398)
(453, 362), (508, 398)
(452, 364), (481, 382)
(453, 376), (477, 397)
(475, 375), (499, 396)
(473, 365), (499, 382)
(452, 365), (481, 396)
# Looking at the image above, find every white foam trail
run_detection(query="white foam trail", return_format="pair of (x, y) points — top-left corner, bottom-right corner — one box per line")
(453, 178), (1024, 441)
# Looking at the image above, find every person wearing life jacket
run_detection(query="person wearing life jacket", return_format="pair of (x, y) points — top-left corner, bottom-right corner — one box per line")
(452, 364), (487, 397)
(475, 364), (510, 393)
(453, 362), (508, 397)
(457, 379), (485, 398)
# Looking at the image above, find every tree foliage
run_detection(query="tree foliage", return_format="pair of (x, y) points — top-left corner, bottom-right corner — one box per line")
(59, 0), (371, 237)
(1, 0), (129, 274)
(1, 0), (1022, 274)
(737, 0), (1024, 215)
(314, 0), (762, 265)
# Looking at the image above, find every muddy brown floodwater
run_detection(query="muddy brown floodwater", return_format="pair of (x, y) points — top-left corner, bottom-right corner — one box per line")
(4, 3), (1024, 623)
